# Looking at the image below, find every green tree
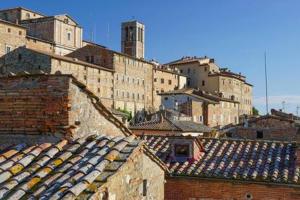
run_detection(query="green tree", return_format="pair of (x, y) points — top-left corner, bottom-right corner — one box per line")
(252, 107), (259, 116)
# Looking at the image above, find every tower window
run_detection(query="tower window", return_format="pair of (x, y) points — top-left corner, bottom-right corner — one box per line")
(202, 80), (205, 86)
(256, 131), (263, 139)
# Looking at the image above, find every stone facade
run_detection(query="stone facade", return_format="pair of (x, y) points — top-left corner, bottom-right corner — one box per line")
(153, 67), (187, 110)
(94, 148), (165, 200)
(67, 44), (154, 114)
(165, 178), (300, 200)
(0, 47), (114, 108)
(0, 7), (45, 23)
(0, 20), (26, 57)
(0, 7), (83, 56)
(167, 57), (253, 116)
(20, 15), (83, 55)
(160, 89), (239, 127)
(26, 35), (55, 53)
(0, 74), (129, 141)
(225, 115), (300, 141)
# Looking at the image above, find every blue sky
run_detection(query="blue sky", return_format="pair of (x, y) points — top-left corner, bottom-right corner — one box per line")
(2, 0), (300, 115)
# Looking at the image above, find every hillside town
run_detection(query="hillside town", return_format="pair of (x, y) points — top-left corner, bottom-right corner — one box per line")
(0, 6), (300, 200)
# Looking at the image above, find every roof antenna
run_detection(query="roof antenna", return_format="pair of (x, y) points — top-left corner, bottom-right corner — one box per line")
(264, 51), (269, 115)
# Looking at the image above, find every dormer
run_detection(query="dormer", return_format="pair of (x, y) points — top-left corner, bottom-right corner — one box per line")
(169, 136), (204, 163)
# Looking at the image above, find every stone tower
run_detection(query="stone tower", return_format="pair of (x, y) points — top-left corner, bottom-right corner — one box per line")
(121, 20), (145, 59)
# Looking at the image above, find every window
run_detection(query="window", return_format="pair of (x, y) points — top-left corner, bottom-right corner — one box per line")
(18, 54), (22, 61)
(67, 32), (71, 41)
(174, 144), (190, 157)
(202, 80), (205, 86)
(5, 45), (11, 53)
(98, 78), (100, 83)
(256, 131), (263, 139)
(154, 78), (157, 82)
(91, 56), (94, 63)
(97, 88), (100, 93)
(7, 28), (11, 33)
(19, 31), (22, 36)
(168, 80), (172, 85)
(180, 69), (183, 73)
(26, 13), (30, 19)
(84, 66), (87, 71)
(164, 97), (168, 100)
(204, 66), (208, 71)
(187, 68), (190, 73)
(142, 179), (147, 196)
(84, 75), (87, 80)
(161, 78), (164, 84)
(85, 56), (89, 62)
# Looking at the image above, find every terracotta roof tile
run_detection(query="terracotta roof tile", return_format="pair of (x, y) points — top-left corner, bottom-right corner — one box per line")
(0, 134), (140, 199)
(142, 135), (300, 185)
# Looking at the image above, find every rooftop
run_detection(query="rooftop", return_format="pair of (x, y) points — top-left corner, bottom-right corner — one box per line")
(0, 134), (141, 199)
(130, 116), (213, 134)
(143, 135), (300, 186)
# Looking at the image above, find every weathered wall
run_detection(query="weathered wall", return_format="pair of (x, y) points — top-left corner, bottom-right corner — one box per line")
(0, 75), (127, 142)
(0, 21), (26, 57)
(0, 47), (52, 74)
(229, 127), (299, 141)
(26, 36), (54, 53)
(91, 148), (165, 200)
(68, 79), (124, 138)
(165, 178), (300, 200)
(0, 75), (70, 135)
(153, 68), (183, 110)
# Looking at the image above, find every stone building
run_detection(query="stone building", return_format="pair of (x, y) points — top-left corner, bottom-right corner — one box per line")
(0, 19), (26, 57)
(0, 47), (114, 108)
(121, 20), (145, 59)
(143, 135), (300, 200)
(0, 74), (166, 199)
(223, 114), (300, 141)
(67, 43), (154, 114)
(160, 88), (240, 127)
(0, 7), (83, 56)
(152, 64), (187, 110)
(130, 109), (213, 137)
(166, 56), (253, 116)
(0, 7), (45, 23)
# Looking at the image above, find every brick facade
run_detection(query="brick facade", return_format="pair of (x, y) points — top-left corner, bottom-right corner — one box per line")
(165, 178), (300, 200)
(0, 74), (130, 142)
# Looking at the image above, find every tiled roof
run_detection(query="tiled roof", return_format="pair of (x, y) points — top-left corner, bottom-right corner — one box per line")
(130, 118), (212, 134)
(143, 135), (300, 185)
(0, 134), (140, 199)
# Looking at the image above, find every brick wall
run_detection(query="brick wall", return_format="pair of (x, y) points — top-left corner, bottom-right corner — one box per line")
(0, 75), (70, 135)
(0, 75), (130, 143)
(165, 177), (300, 200)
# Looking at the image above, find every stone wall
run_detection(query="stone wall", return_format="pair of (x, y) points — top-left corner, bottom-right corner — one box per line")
(165, 178), (300, 200)
(91, 147), (165, 200)
(0, 75), (129, 142)
(68, 45), (154, 114)
(0, 21), (26, 57)
(26, 36), (54, 53)
(153, 68), (183, 110)
(229, 127), (299, 141)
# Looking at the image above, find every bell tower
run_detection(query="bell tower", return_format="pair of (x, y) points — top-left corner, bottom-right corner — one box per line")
(121, 20), (145, 59)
